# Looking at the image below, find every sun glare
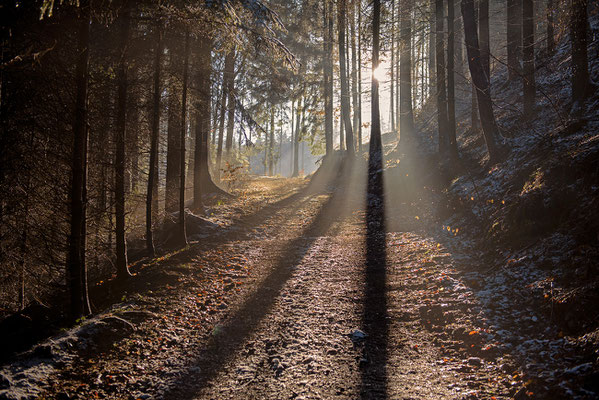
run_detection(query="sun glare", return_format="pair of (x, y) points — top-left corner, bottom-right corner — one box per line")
(373, 65), (386, 82)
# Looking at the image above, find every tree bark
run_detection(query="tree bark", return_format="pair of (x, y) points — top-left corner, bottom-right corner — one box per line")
(400, 0), (415, 142)
(292, 96), (301, 177)
(369, 0), (382, 161)
(436, 0), (449, 154)
(461, 0), (503, 161)
(68, 0), (92, 320)
(547, 0), (555, 56)
(507, 0), (522, 80)
(165, 41), (181, 213)
(268, 107), (274, 176)
(447, 0), (459, 159)
(216, 51), (234, 181)
(114, 0), (131, 277)
(178, 30), (190, 247)
(390, 0), (396, 133)
(224, 51), (236, 161)
(522, 0), (535, 117)
(323, 1), (334, 158)
(571, 0), (590, 106)
(337, 0), (354, 155)
(350, 0), (359, 145)
(478, 0), (490, 83)
(193, 37), (213, 211)
(146, 21), (163, 256)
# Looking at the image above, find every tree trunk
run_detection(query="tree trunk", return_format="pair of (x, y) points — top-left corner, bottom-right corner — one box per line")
(436, 0), (449, 154)
(292, 96), (301, 177)
(178, 30), (190, 247)
(571, 0), (590, 107)
(146, 21), (163, 256)
(193, 37), (212, 211)
(68, 0), (92, 320)
(522, 0), (535, 117)
(447, 0), (459, 159)
(507, 0), (522, 80)
(390, 0), (396, 133)
(350, 0), (359, 145)
(369, 0), (383, 162)
(428, 0), (436, 98)
(268, 107), (274, 176)
(400, 0), (415, 142)
(337, 0), (354, 155)
(323, 1), (334, 158)
(357, 2), (363, 152)
(479, 0), (490, 83)
(225, 51), (236, 161)
(547, 0), (555, 56)
(165, 42), (181, 213)
(216, 51), (234, 181)
(461, 0), (503, 161)
(114, 1), (131, 278)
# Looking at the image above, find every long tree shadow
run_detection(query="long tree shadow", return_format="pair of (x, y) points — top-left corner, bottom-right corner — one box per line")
(161, 157), (357, 400)
(360, 150), (389, 399)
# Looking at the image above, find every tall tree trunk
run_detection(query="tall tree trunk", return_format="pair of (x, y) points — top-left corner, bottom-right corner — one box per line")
(323, 1), (334, 158)
(337, 0), (355, 155)
(68, 0), (92, 320)
(369, 0), (383, 163)
(292, 96), (301, 177)
(436, 0), (449, 154)
(357, 2), (363, 152)
(547, 0), (555, 56)
(224, 51), (236, 161)
(193, 37), (212, 211)
(428, 0), (436, 98)
(178, 31), (190, 247)
(146, 21), (163, 256)
(522, 0), (535, 117)
(507, 0), (522, 80)
(447, 0), (459, 158)
(571, 0), (590, 107)
(461, 0), (503, 161)
(165, 42), (181, 213)
(479, 0), (490, 83)
(351, 0), (359, 144)
(114, 1), (131, 278)
(400, 0), (415, 142)
(215, 52), (231, 182)
(390, 0), (396, 132)
(268, 107), (274, 176)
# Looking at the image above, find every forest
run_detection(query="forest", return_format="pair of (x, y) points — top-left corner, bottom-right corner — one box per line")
(0, 0), (598, 398)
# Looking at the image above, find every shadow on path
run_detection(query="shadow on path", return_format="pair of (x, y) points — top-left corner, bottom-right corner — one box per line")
(162, 157), (356, 400)
(360, 151), (389, 399)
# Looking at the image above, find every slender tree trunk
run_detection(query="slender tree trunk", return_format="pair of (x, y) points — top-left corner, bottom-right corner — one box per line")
(479, 0), (490, 83)
(522, 0), (535, 117)
(337, 0), (354, 155)
(507, 0), (522, 80)
(193, 37), (212, 210)
(292, 97), (301, 177)
(571, 0), (590, 107)
(436, 0), (449, 154)
(165, 42), (181, 213)
(358, 1), (363, 152)
(400, 0), (415, 142)
(178, 30), (190, 247)
(351, 1), (359, 145)
(129, 67), (140, 193)
(146, 21), (163, 256)
(390, 0), (396, 132)
(225, 51), (236, 160)
(68, 0), (92, 320)
(429, 0), (436, 98)
(461, 0), (503, 161)
(547, 0), (555, 56)
(114, 1), (131, 278)
(369, 0), (383, 162)
(447, 0), (459, 159)
(268, 107), (274, 175)
(323, 1), (334, 158)
(216, 51), (233, 180)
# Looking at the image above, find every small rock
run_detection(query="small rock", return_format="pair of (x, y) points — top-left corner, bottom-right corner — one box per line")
(348, 329), (368, 343)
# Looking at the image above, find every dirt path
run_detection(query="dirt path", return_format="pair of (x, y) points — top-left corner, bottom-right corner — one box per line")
(32, 160), (589, 400)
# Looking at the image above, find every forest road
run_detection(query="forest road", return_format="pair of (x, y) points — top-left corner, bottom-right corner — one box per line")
(160, 159), (514, 400)
(41, 160), (523, 400)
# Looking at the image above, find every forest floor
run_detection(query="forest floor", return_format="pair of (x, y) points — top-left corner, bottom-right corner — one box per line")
(2, 152), (597, 400)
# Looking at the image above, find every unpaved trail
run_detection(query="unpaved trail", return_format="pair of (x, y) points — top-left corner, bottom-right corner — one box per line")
(35, 159), (586, 400)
